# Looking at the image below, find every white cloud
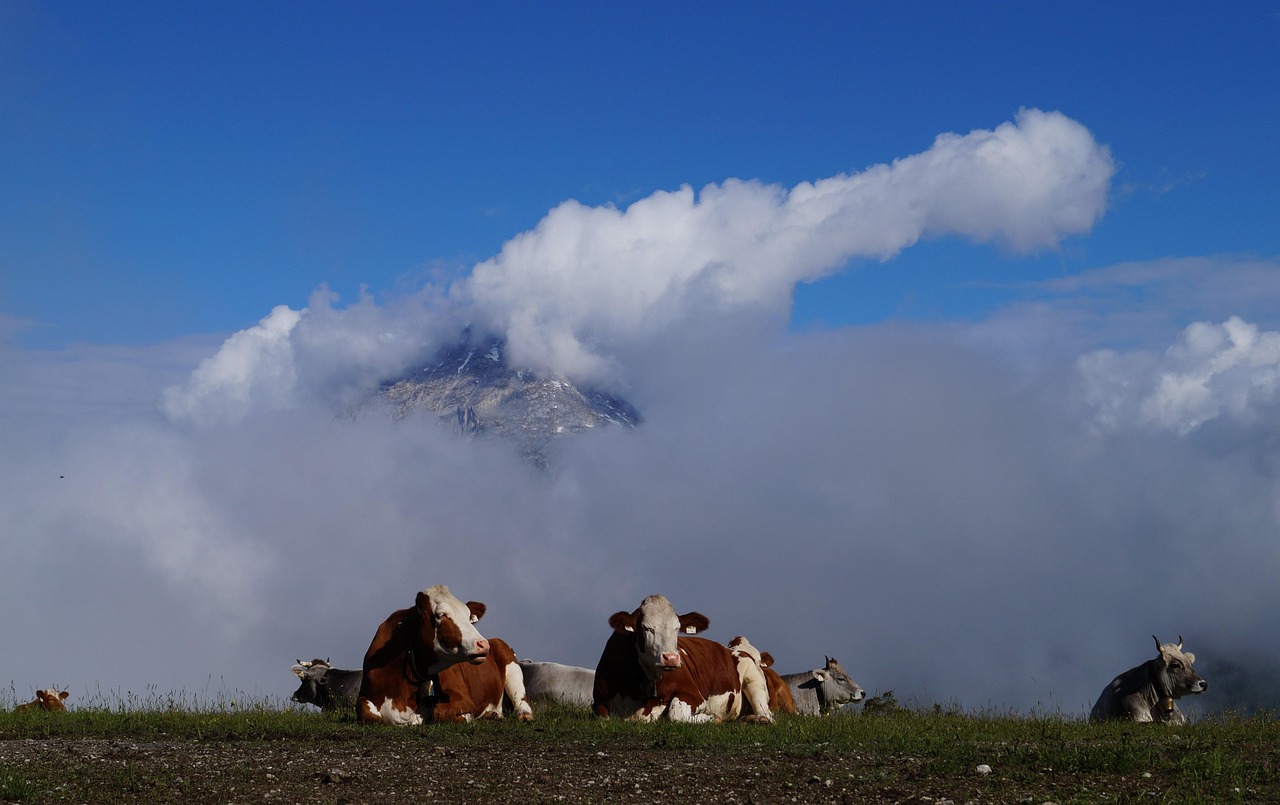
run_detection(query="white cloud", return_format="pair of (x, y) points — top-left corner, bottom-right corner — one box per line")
(461, 108), (1113, 382)
(159, 110), (1111, 424)
(159, 305), (303, 427)
(1078, 316), (1280, 434)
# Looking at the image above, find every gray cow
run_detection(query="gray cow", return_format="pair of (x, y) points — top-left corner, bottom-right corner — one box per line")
(1090, 636), (1208, 724)
(291, 658), (363, 712)
(519, 660), (595, 708)
(779, 656), (866, 715)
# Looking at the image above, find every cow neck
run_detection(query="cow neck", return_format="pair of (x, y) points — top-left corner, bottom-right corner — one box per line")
(1147, 658), (1174, 703)
(403, 610), (442, 711)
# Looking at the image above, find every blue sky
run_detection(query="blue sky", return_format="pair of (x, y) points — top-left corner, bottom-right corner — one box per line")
(3, 4), (1280, 714)
(4, 3), (1276, 348)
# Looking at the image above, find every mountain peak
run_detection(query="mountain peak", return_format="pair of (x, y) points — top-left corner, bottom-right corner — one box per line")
(380, 331), (640, 465)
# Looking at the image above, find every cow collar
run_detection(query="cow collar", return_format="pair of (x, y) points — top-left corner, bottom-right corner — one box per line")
(404, 646), (442, 710)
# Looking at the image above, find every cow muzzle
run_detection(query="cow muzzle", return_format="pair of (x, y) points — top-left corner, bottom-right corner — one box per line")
(659, 651), (681, 670)
(467, 637), (491, 664)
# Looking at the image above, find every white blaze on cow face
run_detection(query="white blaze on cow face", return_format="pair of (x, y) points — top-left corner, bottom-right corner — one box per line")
(608, 594), (710, 681)
(417, 584), (491, 674)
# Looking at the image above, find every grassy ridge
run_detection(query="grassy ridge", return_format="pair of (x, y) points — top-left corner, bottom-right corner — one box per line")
(2, 693), (1279, 803)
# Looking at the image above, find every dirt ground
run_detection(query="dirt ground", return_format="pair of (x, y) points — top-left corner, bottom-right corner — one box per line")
(0, 733), (1204, 804)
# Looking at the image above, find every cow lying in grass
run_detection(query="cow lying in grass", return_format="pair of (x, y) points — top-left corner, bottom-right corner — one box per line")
(357, 584), (534, 725)
(15, 689), (69, 712)
(1091, 635), (1208, 724)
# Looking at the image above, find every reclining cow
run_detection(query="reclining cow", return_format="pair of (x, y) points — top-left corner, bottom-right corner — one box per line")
(15, 689), (69, 712)
(519, 660), (595, 708)
(780, 656), (866, 715)
(745, 648), (798, 716)
(593, 594), (757, 723)
(356, 584), (534, 725)
(291, 659), (362, 712)
(726, 636), (778, 722)
(1090, 635), (1208, 724)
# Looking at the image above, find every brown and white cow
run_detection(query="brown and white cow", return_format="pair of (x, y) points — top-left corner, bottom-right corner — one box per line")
(15, 689), (69, 712)
(762, 662), (799, 715)
(356, 584), (534, 725)
(1090, 635), (1208, 724)
(745, 650), (799, 716)
(592, 594), (744, 723)
(780, 657), (866, 715)
(726, 636), (776, 723)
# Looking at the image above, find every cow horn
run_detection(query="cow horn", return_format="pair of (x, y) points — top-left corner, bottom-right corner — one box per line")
(1177, 636), (1183, 650)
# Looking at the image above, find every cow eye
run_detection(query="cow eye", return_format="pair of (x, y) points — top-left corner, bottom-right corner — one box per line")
(1169, 660), (1182, 670)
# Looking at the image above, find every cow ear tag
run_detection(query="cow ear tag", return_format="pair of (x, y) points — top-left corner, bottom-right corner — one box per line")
(684, 626), (697, 634)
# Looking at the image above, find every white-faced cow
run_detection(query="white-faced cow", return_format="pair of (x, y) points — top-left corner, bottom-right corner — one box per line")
(1090, 636), (1208, 724)
(593, 594), (746, 723)
(291, 659), (362, 712)
(15, 689), (69, 712)
(356, 584), (534, 725)
(780, 657), (866, 715)
(726, 636), (776, 723)
(519, 660), (595, 708)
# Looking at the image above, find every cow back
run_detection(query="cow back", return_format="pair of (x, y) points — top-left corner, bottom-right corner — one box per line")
(764, 667), (798, 715)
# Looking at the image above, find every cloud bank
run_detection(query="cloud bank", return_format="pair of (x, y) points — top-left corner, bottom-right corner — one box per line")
(7, 109), (1278, 717)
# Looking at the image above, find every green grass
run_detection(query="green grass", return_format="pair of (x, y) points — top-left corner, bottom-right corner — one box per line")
(3, 692), (1279, 803)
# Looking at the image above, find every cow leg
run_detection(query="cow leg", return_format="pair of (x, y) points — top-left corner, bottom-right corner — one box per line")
(357, 698), (382, 723)
(502, 660), (535, 722)
(432, 692), (479, 723)
(666, 696), (716, 724)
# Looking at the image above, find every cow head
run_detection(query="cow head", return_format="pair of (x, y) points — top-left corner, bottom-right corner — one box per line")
(413, 585), (490, 675)
(1153, 635), (1208, 704)
(18, 689), (70, 712)
(290, 658), (331, 705)
(810, 656), (866, 708)
(609, 594), (709, 679)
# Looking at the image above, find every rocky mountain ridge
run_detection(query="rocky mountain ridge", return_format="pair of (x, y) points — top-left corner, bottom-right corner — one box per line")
(380, 332), (641, 465)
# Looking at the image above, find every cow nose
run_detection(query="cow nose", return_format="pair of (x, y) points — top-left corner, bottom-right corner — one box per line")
(660, 651), (681, 668)
(473, 638), (490, 656)
(1198, 680), (1209, 691)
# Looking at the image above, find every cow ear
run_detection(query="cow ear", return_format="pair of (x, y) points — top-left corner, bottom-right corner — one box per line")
(466, 601), (486, 623)
(679, 612), (710, 634)
(760, 652), (775, 668)
(1183, 651), (1195, 663)
(58, 691), (69, 700)
(291, 664), (308, 678)
(811, 670), (828, 682)
(35, 690), (46, 698)
(608, 611), (637, 633)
